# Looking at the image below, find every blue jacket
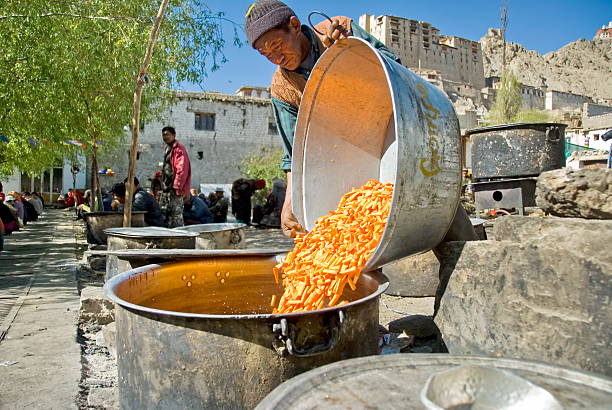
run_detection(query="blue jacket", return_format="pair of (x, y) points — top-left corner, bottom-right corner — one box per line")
(133, 188), (164, 226)
(184, 196), (213, 224)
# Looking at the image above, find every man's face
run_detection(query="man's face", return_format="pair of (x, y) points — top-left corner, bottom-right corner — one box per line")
(162, 130), (176, 144)
(254, 16), (305, 71)
(216, 191), (224, 198)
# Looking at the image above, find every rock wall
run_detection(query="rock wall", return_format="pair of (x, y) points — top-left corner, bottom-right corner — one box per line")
(435, 216), (612, 376)
(536, 168), (612, 219)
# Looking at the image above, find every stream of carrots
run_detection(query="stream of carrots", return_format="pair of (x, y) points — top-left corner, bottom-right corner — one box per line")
(272, 179), (393, 313)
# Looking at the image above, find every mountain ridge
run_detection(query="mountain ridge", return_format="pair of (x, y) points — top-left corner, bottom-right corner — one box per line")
(480, 29), (612, 101)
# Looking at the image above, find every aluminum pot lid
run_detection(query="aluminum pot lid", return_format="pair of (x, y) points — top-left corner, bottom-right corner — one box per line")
(104, 227), (199, 239)
(255, 354), (612, 409)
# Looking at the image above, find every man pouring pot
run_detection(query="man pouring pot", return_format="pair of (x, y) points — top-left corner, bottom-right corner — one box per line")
(245, 0), (477, 244)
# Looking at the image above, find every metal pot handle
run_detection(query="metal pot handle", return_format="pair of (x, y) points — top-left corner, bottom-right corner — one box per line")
(230, 230), (242, 245)
(307, 11), (350, 40)
(546, 126), (560, 142)
(273, 311), (345, 357)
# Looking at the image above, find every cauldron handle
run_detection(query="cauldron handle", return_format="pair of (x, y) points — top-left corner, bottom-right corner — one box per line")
(308, 11), (350, 39)
(273, 311), (345, 357)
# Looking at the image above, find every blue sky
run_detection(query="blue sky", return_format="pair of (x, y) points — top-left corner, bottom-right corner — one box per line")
(180, 0), (612, 94)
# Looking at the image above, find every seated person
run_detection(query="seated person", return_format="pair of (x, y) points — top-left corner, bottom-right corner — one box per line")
(27, 192), (44, 216)
(260, 178), (286, 228)
(1, 194), (20, 233)
(101, 188), (113, 211)
(110, 179), (164, 227)
(0, 217), (4, 253)
(183, 193), (213, 225)
(209, 188), (229, 223)
(21, 192), (39, 223)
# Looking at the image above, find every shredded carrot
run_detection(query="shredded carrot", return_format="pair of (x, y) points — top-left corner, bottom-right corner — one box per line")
(273, 179), (393, 313)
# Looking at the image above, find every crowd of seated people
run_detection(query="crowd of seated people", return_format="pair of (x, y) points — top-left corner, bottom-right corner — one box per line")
(0, 183), (46, 253)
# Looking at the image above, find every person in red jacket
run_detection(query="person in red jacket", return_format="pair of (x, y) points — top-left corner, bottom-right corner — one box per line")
(160, 126), (192, 227)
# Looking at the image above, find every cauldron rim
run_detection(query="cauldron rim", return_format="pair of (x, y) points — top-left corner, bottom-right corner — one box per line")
(465, 122), (567, 136)
(174, 222), (247, 233)
(104, 260), (389, 320)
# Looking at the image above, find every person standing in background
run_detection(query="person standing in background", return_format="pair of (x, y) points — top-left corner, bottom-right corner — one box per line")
(232, 178), (266, 225)
(159, 126), (191, 228)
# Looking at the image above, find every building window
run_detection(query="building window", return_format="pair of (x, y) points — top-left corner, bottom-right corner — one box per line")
(268, 118), (278, 135)
(593, 134), (600, 141)
(195, 113), (215, 131)
(197, 151), (204, 159)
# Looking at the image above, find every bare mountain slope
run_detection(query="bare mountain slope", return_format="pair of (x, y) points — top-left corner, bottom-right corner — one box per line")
(481, 29), (612, 100)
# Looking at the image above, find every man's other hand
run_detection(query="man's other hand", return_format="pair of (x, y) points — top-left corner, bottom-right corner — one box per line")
(281, 196), (304, 238)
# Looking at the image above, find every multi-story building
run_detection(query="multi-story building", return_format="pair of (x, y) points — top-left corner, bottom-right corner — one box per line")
(594, 21), (612, 40)
(92, 89), (283, 192)
(359, 14), (485, 89)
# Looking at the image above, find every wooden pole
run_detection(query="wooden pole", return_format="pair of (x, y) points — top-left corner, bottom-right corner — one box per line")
(91, 146), (101, 211)
(123, 0), (170, 227)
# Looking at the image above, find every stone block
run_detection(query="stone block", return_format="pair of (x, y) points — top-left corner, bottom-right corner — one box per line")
(434, 240), (612, 376)
(388, 315), (438, 338)
(88, 387), (118, 409)
(536, 168), (612, 219)
(88, 255), (107, 272)
(382, 251), (439, 297)
(491, 215), (612, 251)
(80, 286), (115, 325)
(102, 322), (117, 359)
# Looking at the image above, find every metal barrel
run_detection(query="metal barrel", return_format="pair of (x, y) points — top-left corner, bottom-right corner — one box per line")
(292, 37), (461, 271)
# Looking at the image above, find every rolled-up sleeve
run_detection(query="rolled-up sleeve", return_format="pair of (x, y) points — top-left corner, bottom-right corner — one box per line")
(271, 97), (299, 171)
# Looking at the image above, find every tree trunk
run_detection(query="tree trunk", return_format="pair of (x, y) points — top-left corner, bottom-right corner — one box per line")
(123, 0), (171, 227)
(91, 146), (102, 211)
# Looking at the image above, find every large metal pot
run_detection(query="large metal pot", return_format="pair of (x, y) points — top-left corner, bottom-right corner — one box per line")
(104, 227), (198, 280)
(256, 354), (612, 409)
(466, 122), (567, 180)
(292, 37), (462, 271)
(174, 223), (246, 249)
(104, 254), (388, 409)
(83, 211), (146, 244)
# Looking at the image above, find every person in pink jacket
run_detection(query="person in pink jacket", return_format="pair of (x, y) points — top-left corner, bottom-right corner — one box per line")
(160, 126), (192, 227)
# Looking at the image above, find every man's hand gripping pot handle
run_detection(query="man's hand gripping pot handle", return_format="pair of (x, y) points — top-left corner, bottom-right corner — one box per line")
(281, 171), (305, 238)
(308, 11), (349, 47)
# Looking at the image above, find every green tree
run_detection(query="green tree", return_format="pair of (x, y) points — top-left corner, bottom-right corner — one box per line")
(514, 109), (551, 123)
(240, 147), (286, 206)
(486, 70), (522, 125)
(0, 0), (239, 177)
(485, 70), (553, 126)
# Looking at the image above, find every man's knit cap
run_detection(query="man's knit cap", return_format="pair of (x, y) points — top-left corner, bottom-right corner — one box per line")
(244, 0), (296, 46)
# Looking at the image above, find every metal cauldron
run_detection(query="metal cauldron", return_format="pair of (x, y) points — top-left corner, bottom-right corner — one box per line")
(256, 354), (612, 409)
(466, 122), (567, 180)
(83, 211), (146, 244)
(104, 227), (198, 280)
(174, 223), (247, 250)
(292, 37), (462, 271)
(104, 254), (388, 409)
